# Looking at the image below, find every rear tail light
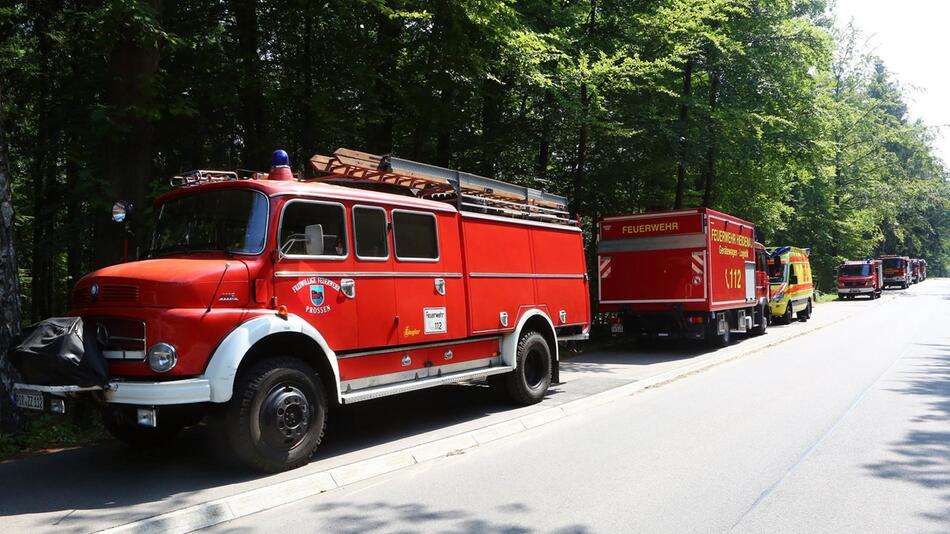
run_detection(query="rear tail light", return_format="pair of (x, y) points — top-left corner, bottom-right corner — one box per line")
(687, 316), (705, 324)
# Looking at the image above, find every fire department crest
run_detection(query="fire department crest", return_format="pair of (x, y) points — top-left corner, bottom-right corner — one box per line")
(310, 284), (325, 306)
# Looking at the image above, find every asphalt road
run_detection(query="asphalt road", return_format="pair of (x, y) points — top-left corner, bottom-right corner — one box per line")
(206, 280), (950, 533)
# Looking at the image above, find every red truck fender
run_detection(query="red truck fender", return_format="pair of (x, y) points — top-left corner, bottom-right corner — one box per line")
(201, 312), (342, 404)
(501, 308), (559, 368)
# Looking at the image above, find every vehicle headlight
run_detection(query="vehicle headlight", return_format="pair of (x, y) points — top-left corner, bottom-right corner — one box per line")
(147, 343), (177, 373)
(771, 291), (784, 302)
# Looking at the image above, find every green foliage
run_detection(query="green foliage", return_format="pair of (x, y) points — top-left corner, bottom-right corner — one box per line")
(1, 0), (948, 316)
(0, 414), (105, 461)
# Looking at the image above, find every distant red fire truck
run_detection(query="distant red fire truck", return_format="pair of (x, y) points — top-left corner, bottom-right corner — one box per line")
(13, 148), (590, 472)
(597, 208), (770, 346)
(836, 259), (883, 299)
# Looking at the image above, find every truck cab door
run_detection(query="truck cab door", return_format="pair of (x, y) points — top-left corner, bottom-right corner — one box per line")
(273, 199), (358, 351)
(351, 205), (398, 348)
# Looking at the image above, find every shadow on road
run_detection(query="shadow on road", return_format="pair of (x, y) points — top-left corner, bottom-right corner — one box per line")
(214, 500), (593, 534)
(864, 338), (950, 524)
(0, 328), (783, 525)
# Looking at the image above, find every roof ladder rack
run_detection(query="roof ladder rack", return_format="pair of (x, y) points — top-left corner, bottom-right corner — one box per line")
(310, 148), (577, 227)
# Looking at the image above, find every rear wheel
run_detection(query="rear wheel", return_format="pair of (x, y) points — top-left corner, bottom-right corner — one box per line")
(226, 357), (328, 473)
(708, 313), (732, 347)
(493, 331), (552, 405)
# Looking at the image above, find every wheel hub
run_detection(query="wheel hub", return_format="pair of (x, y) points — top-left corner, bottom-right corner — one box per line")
(260, 384), (311, 451)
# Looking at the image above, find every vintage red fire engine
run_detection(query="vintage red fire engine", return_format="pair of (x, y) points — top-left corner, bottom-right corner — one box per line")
(12, 149), (590, 472)
(597, 208), (770, 346)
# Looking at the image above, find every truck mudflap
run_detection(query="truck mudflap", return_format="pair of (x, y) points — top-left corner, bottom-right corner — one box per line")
(10, 317), (109, 388)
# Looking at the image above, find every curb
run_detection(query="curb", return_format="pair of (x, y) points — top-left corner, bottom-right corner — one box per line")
(98, 296), (887, 534)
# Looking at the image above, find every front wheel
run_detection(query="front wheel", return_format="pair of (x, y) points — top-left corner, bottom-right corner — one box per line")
(493, 331), (552, 405)
(226, 357), (328, 473)
(751, 304), (768, 336)
(781, 301), (793, 324)
(799, 300), (812, 321)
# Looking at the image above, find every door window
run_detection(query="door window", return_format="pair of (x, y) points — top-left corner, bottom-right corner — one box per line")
(278, 200), (348, 258)
(393, 210), (439, 261)
(353, 206), (389, 260)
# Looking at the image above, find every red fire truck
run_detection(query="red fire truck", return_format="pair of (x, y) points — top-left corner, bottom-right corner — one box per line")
(836, 259), (883, 299)
(879, 255), (911, 288)
(12, 148), (590, 472)
(597, 208), (770, 346)
(920, 259), (927, 280)
(910, 258), (921, 284)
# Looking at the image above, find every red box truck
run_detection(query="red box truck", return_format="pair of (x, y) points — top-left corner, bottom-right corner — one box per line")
(597, 208), (770, 346)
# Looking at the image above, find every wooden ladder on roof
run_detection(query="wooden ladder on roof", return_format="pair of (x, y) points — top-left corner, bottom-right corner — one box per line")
(309, 148), (577, 227)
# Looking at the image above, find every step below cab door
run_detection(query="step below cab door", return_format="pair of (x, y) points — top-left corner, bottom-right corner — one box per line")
(273, 198), (358, 351)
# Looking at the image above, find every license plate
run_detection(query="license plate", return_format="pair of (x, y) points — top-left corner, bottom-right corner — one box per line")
(610, 324), (624, 334)
(15, 390), (44, 411)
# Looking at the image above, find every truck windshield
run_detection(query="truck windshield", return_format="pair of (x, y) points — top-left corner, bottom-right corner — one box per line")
(882, 258), (904, 269)
(768, 261), (786, 283)
(148, 189), (269, 257)
(840, 264), (871, 277)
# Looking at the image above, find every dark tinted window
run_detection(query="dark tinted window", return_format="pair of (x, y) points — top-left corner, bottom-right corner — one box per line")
(354, 206), (389, 259)
(840, 264), (871, 277)
(279, 201), (347, 257)
(882, 258), (904, 269)
(393, 211), (438, 260)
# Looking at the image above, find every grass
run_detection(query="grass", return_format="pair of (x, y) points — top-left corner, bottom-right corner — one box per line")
(0, 413), (105, 462)
(814, 291), (838, 303)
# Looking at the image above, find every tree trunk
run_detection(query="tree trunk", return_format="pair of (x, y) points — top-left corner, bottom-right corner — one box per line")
(366, 7), (401, 155)
(234, 0), (267, 168)
(673, 57), (694, 209)
(0, 83), (24, 431)
(480, 78), (503, 178)
(701, 67), (720, 207)
(95, 0), (163, 269)
(572, 0), (598, 216)
(300, 0), (315, 177)
(537, 89), (554, 181)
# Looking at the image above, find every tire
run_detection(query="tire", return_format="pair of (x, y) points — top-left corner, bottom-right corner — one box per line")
(708, 313), (732, 347)
(493, 331), (552, 406)
(101, 406), (183, 447)
(226, 357), (328, 473)
(799, 300), (812, 322)
(752, 304), (768, 336)
(781, 301), (793, 324)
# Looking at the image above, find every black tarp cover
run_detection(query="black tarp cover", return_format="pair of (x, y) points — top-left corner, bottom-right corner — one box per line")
(11, 317), (110, 388)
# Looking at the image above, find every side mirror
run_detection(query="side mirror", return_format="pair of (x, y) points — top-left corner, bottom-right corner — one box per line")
(112, 200), (132, 223)
(305, 224), (324, 255)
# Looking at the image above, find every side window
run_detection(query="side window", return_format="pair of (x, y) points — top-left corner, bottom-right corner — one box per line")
(353, 206), (389, 259)
(279, 201), (347, 257)
(393, 211), (439, 260)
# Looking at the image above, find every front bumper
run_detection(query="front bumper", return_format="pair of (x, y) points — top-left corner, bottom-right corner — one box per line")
(838, 287), (874, 294)
(13, 378), (212, 406)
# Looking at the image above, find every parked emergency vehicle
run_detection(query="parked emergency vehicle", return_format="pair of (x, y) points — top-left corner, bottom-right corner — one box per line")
(767, 246), (814, 323)
(597, 208), (770, 346)
(836, 259), (883, 299)
(879, 255), (911, 288)
(910, 258), (921, 284)
(920, 259), (927, 280)
(12, 148), (590, 472)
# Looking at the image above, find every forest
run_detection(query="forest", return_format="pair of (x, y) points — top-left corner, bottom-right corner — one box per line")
(1, 0), (948, 332)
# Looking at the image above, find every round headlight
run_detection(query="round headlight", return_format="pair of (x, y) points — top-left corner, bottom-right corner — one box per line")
(147, 343), (177, 373)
